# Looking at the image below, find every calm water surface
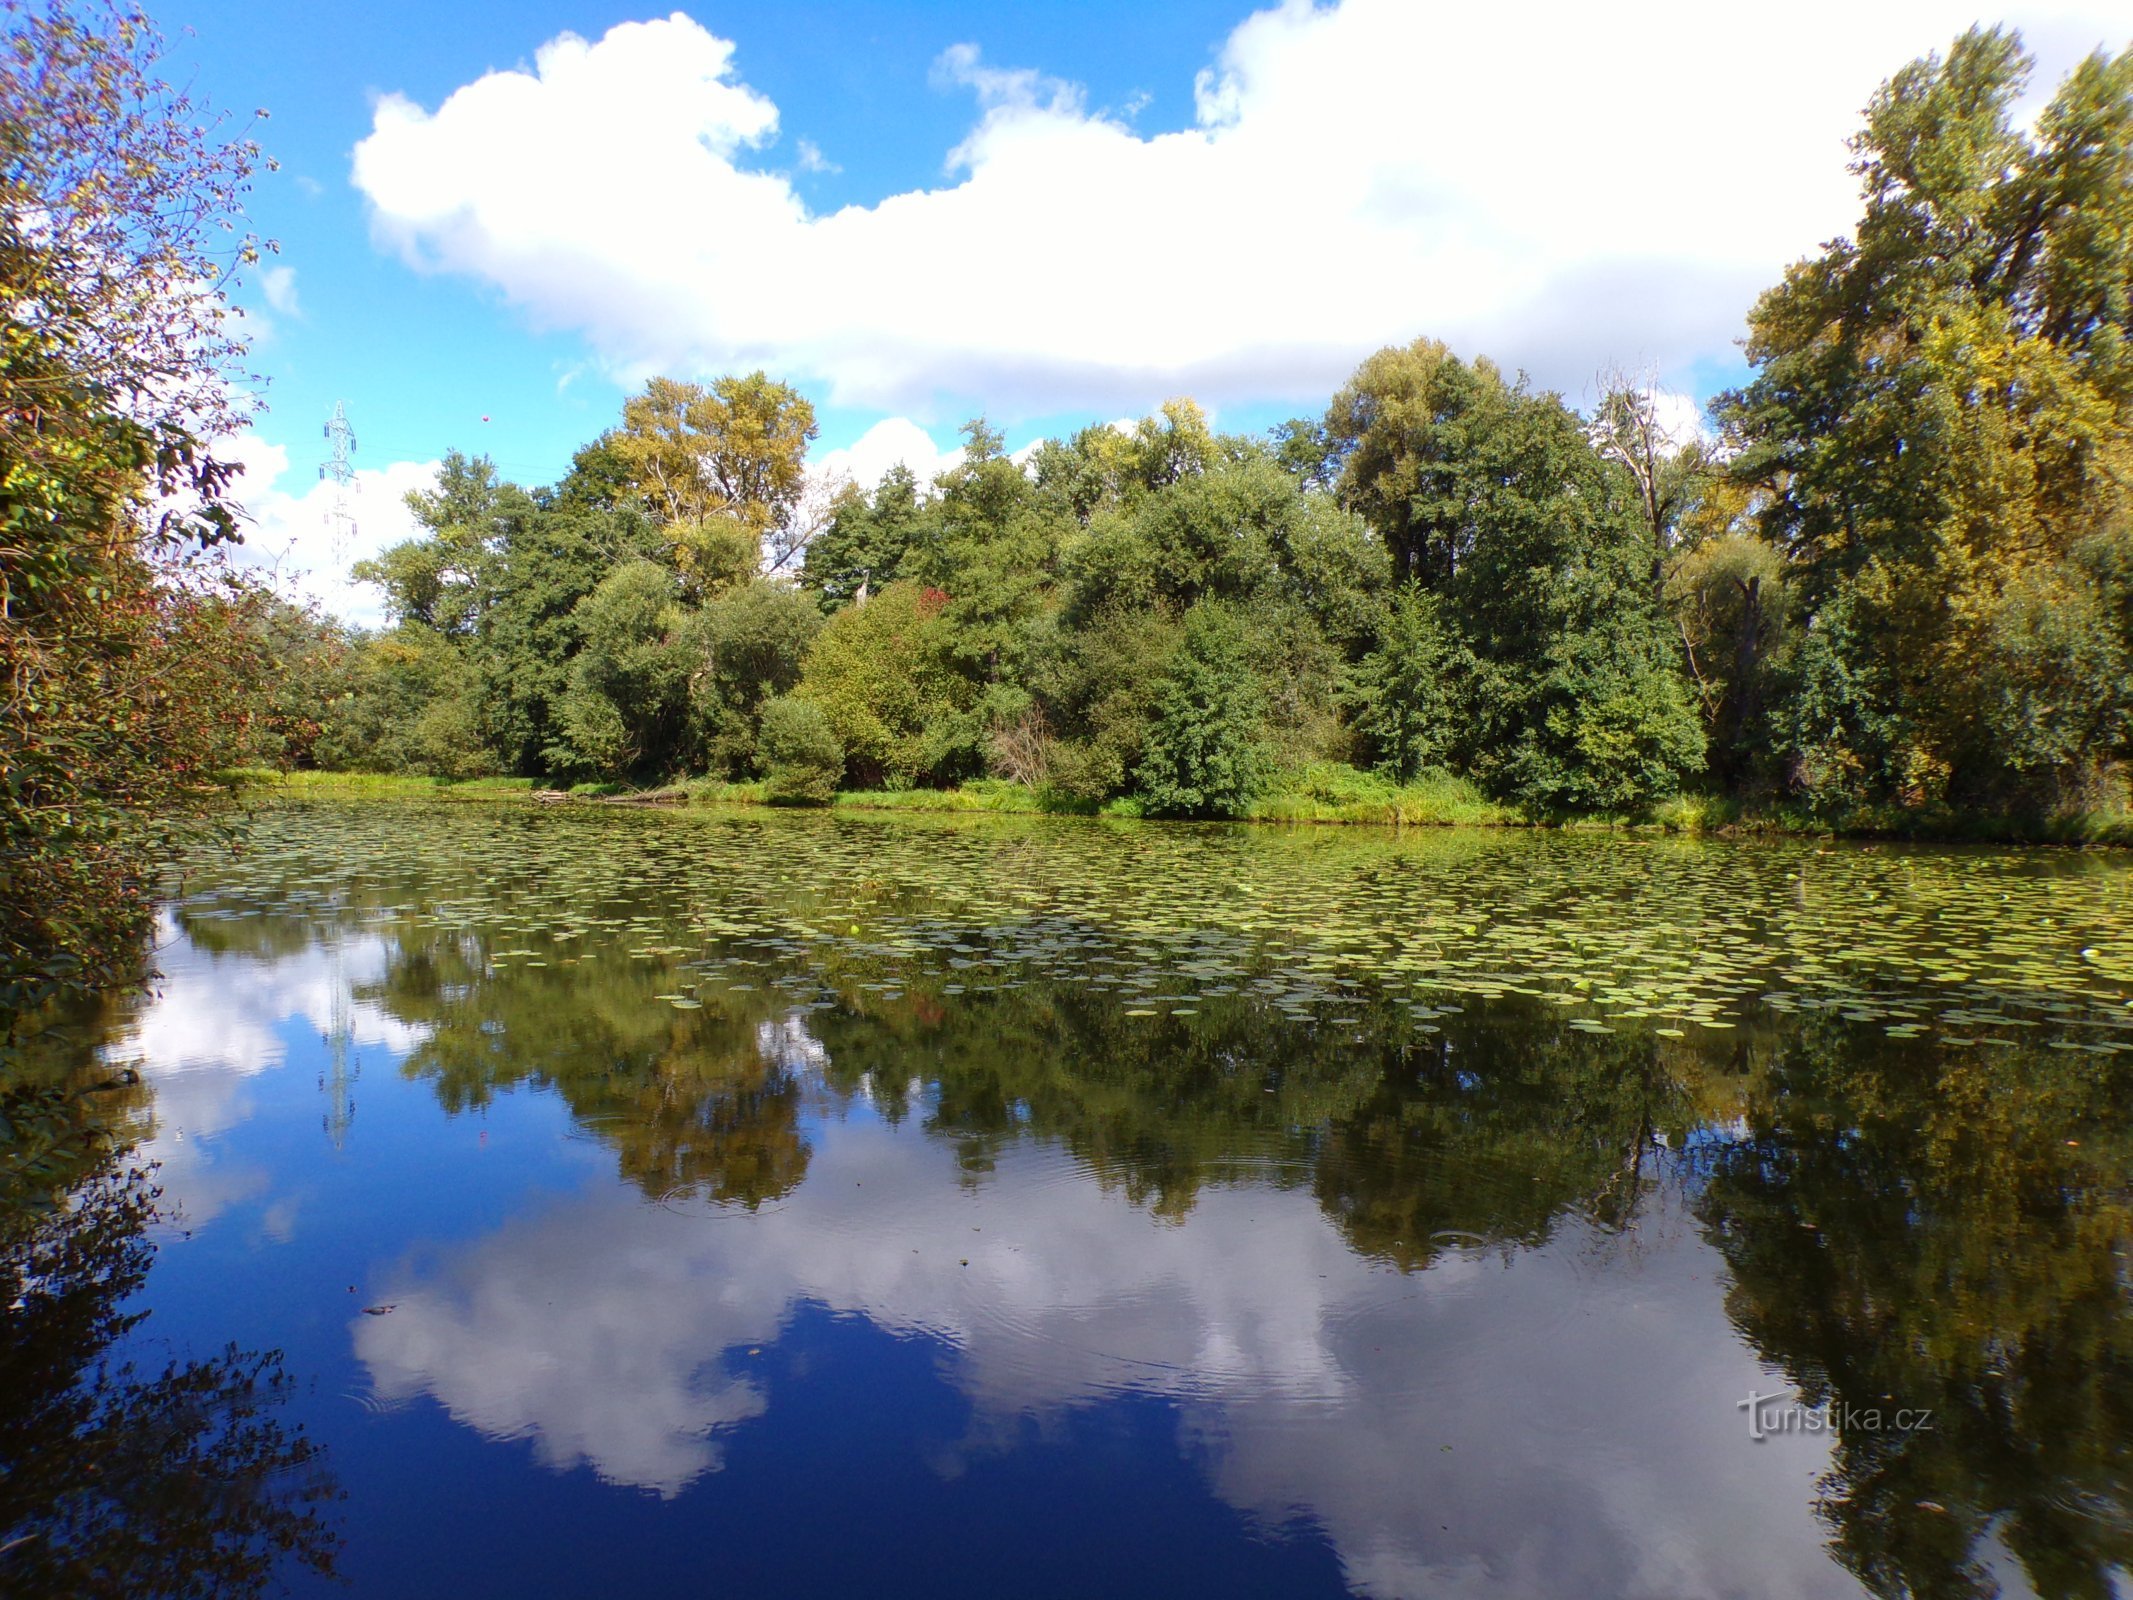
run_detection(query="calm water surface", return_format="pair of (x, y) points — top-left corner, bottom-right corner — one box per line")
(10, 802), (2133, 1599)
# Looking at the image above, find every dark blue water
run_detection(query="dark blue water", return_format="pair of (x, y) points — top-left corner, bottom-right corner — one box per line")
(9, 802), (2132, 1599)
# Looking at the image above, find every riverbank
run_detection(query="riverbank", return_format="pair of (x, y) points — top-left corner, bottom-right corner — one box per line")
(224, 768), (2133, 845)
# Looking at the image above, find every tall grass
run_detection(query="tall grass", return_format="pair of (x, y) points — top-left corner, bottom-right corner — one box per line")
(1245, 763), (1514, 826)
(223, 769), (538, 800)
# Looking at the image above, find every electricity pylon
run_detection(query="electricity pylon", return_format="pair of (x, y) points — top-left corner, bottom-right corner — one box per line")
(320, 400), (358, 566)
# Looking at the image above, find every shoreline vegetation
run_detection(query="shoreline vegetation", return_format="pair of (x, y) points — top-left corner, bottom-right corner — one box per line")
(6, 6), (2133, 1059)
(228, 768), (2133, 847)
(231, 32), (2133, 854)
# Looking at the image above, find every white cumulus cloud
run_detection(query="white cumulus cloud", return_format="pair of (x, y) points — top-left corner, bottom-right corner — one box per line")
(220, 430), (439, 627)
(812, 416), (965, 493)
(351, 2), (2129, 413)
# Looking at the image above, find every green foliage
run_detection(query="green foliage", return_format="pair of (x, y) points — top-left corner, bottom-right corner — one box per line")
(2, 0), (279, 1033)
(1513, 628), (1707, 814)
(471, 501), (658, 773)
(1135, 604), (1270, 819)
(1968, 532), (2133, 809)
(547, 561), (691, 781)
(800, 464), (923, 607)
(1345, 588), (1460, 781)
(1721, 26), (2133, 815)
(1033, 605), (1181, 804)
(160, 30), (2133, 842)
(1327, 338), (1522, 587)
(792, 583), (974, 789)
(757, 696), (843, 805)
(1247, 762), (1511, 826)
(1331, 340), (1706, 810)
(686, 580), (823, 777)
(311, 623), (493, 777)
(1666, 532), (1787, 788)
(354, 451), (505, 634)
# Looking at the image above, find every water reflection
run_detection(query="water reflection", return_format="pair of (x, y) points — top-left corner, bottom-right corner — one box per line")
(353, 1131), (1851, 1596)
(65, 803), (2133, 1598)
(0, 1048), (340, 1598)
(1698, 1015), (2133, 1598)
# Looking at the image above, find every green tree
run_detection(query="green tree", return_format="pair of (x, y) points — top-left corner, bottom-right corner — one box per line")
(548, 561), (692, 780)
(1031, 604), (1181, 804)
(1330, 340), (1705, 809)
(1134, 603), (1269, 818)
(1722, 28), (2133, 813)
(800, 463), (924, 608)
(1, 0), (278, 1030)
(352, 451), (509, 635)
(685, 579), (823, 777)
(471, 500), (658, 775)
(1345, 588), (1462, 781)
(757, 695), (843, 804)
(792, 582), (974, 789)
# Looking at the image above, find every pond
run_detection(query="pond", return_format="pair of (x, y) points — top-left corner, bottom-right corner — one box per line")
(9, 801), (2133, 1599)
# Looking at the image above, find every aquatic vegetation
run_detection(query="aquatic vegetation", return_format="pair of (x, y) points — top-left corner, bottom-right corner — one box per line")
(182, 801), (2133, 1052)
(84, 798), (2133, 1600)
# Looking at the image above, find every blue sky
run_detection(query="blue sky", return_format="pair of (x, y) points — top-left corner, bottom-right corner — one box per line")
(169, 2), (1275, 487)
(158, 0), (2129, 620)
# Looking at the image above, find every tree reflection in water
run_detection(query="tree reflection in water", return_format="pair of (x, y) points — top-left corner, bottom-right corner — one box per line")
(142, 804), (2133, 1600)
(0, 1058), (340, 1600)
(1699, 1018), (2133, 1600)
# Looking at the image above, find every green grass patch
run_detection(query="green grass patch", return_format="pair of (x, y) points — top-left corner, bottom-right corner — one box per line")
(832, 779), (1058, 815)
(234, 766), (2133, 846)
(1246, 763), (1515, 827)
(1646, 790), (2133, 846)
(224, 769), (538, 800)
(682, 777), (770, 805)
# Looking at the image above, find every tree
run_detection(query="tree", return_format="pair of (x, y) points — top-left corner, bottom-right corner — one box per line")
(1134, 602), (1269, 819)
(1589, 373), (1712, 595)
(548, 561), (692, 780)
(757, 695), (842, 804)
(903, 418), (1062, 691)
(1330, 339), (1706, 809)
(353, 451), (507, 633)
(1666, 532), (1788, 787)
(2, 1), (279, 1031)
(685, 579), (822, 777)
(1, 0), (270, 548)
(1030, 604), (1180, 804)
(791, 582), (973, 789)
(1325, 338), (1508, 586)
(1721, 28), (2133, 812)
(1345, 588), (1462, 781)
(610, 373), (819, 580)
(800, 464), (923, 608)
(472, 499), (658, 774)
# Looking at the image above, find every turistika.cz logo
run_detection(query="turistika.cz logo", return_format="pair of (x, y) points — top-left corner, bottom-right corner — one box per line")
(1737, 1388), (1935, 1442)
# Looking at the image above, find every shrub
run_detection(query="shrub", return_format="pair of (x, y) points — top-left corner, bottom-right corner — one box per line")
(759, 696), (844, 805)
(790, 583), (973, 788)
(1134, 604), (1270, 818)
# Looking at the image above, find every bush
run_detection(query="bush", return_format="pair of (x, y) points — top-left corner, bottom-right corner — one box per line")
(759, 697), (844, 805)
(790, 583), (973, 788)
(1134, 603), (1270, 818)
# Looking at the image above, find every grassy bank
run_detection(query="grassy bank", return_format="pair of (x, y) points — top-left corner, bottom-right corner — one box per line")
(227, 766), (2133, 845)
(225, 769), (543, 800)
(1645, 792), (2133, 847)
